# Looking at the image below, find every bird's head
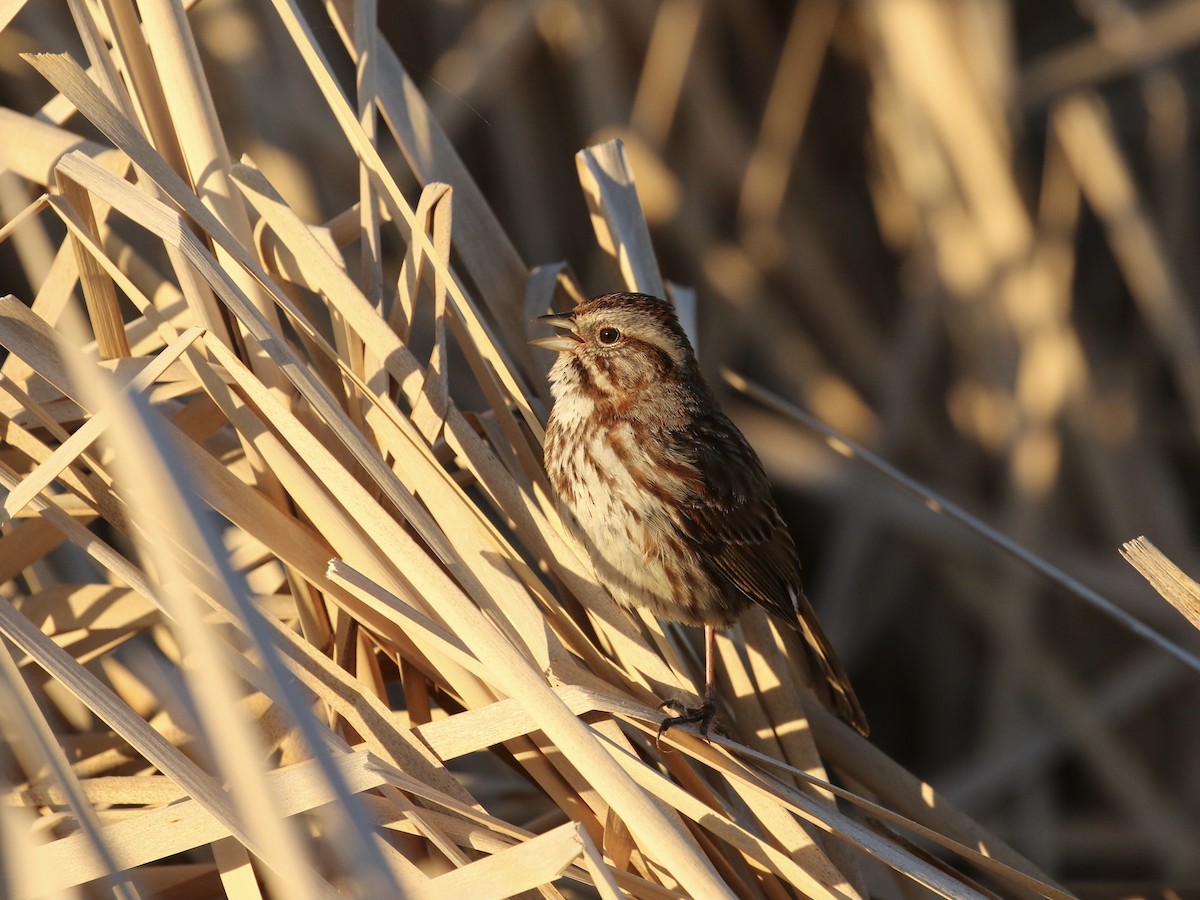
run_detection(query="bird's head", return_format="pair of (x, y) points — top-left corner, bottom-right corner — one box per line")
(531, 293), (698, 399)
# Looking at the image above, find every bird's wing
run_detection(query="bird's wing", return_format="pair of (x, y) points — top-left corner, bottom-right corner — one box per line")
(667, 414), (800, 621)
(669, 414), (869, 735)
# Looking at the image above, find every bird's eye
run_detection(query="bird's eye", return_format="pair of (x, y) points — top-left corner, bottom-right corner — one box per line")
(598, 327), (621, 345)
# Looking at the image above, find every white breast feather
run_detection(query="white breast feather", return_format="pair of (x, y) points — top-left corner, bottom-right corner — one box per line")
(550, 397), (679, 613)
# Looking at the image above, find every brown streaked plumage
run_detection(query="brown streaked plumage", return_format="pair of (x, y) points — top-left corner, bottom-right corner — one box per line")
(533, 292), (867, 738)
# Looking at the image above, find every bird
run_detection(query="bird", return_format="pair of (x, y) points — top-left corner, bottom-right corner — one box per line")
(531, 291), (867, 738)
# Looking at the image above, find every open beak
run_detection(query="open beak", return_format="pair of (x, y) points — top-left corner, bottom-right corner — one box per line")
(529, 312), (583, 352)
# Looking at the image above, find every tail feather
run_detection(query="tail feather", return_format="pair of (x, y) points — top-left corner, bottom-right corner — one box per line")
(790, 590), (869, 736)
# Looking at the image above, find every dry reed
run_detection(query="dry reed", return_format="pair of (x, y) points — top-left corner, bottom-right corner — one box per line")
(0, 1), (1197, 897)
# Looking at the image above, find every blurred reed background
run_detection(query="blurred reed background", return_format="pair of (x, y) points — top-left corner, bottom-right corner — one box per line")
(0, 0), (1198, 896)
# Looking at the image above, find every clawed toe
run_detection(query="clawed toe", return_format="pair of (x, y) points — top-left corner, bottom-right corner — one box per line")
(655, 699), (717, 742)
(657, 698), (688, 716)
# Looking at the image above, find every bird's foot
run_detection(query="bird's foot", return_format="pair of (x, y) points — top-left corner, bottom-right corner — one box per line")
(656, 697), (718, 742)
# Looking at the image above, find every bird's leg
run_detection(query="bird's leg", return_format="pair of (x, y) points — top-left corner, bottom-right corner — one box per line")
(658, 624), (719, 739)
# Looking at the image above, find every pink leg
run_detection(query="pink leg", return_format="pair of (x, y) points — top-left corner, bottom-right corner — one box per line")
(657, 624), (720, 740)
(703, 624), (717, 706)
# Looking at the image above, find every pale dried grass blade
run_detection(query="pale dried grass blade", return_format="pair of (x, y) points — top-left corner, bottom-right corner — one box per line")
(330, 557), (733, 891)
(420, 822), (583, 900)
(0, 641), (142, 900)
(0, 803), (65, 900)
(576, 139), (666, 300)
(324, 0), (531, 357)
(664, 281), (699, 360)
(0, 295), (382, 896)
(1, 325), (202, 524)
(326, 559), (487, 681)
(0, 588), (312, 898)
(641, 728), (1010, 900)
(352, 0), (382, 308)
(65, 0), (133, 118)
(598, 731), (856, 899)
(731, 740), (1071, 899)
(46, 194), (183, 348)
(211, 838), (263, 900)
(1121, 536), (1200, 633)
(136, 0), (285, 344)
(49, 152), (470, 618)
(577, 825), (624, 900)
(0, 109), (111, 186)
(262, 0), (542, 426)
(0, 193), (49, 245)
(410, 182), (451, 441)
(27, 750), (392, 895)
(390, 182), (449, 342)
(191, 329), (535, 681)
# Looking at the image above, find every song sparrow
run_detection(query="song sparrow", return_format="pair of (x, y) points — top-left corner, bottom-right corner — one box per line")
(532, 292), (867, 738)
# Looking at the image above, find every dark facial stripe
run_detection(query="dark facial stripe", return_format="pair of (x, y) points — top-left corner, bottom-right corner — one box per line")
(572, 354), (613, 402)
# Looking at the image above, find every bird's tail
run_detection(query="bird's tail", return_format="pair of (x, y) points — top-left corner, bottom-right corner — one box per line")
(790, 590), (869, 736)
